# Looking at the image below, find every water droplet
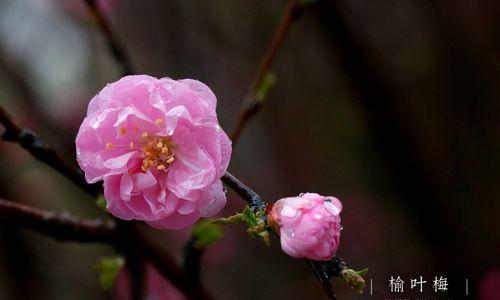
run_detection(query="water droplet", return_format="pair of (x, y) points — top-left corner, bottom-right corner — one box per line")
(222, 186), (228, 194)
(285, 228), (295, 237)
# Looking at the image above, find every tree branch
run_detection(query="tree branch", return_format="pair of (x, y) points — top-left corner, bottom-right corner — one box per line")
(0, 105), (102, 197)
(221, 171), (267, 212)
(131, 225), (215, 300)
(82, 0), (134, 76)
(0, 198), (115, 243)
(230, 0), (302, 144)
(0, 104), (214, 300)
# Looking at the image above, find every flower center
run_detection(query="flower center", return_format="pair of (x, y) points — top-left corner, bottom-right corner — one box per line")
(141, 136), (175, 172)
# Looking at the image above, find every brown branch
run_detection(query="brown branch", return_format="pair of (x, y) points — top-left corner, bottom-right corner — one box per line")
(82, 0), (134, 76)
(131, 225), (215, 300)
(0, 104), (214, 299)
(0, 196), (212, 300)
(230, 0), (302, 144)
(221, 171), (266, 211)
(0, 198), (115, 243)
(184, 0), (304, 285)
(0, 105), (102, 197)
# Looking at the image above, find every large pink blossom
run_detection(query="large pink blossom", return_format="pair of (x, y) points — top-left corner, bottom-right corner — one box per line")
(269, 193), (342, 261)
(76, 75), (232, 229)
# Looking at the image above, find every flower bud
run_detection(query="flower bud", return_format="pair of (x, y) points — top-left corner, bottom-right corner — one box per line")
(269, 193), (342, 261)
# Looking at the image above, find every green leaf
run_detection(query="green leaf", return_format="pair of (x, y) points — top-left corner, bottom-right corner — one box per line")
(96, 195), (107, 212)
(341, 268), (367, 294)
(211, 206), (270, 245)
(255, 72), (277, 103)
(95, 256), (125, 290)
(211, 213), (244, 225)
(193, 220), (223, 248)
(241, 206), (259, 227)
(356, 268), (369, 276)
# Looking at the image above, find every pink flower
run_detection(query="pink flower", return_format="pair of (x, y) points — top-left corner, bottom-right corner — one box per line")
(269, 193), (342, 261)
(76, 75), (232, 229)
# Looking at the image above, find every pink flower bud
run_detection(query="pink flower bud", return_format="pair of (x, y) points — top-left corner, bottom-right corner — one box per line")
(269, 193), (342, 261)
(76, 75), (232, 229)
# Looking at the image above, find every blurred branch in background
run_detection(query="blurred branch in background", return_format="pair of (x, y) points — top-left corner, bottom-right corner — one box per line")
(82, 0), (133, 76)
(0, 47), (60, 136)
(230, 0), (303, 144)
(181, 0), (302, 283)
(0, 197), (115, 243)
(314, 0), (471, 298)
(0, 102), (214, 300)
(0, 105), (101, 196)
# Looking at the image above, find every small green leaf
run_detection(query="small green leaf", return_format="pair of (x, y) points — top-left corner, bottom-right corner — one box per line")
(95, 256), (125, 290)
(341, 268), (367, 294)
(211, 213), (244, 225)
(96, 195), (107, 212)
(211, 206), (270, 245)
(255, 72), (277, 103)
(356, 268), (369, 277)
(193, 220), (223, 248)
(241, 206), (259, 227)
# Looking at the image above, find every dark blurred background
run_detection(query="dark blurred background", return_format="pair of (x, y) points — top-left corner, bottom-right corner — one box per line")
(0, 0), (498, 299)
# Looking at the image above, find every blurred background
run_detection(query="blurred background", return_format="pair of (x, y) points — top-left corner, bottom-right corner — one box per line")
(0, 0), (498, 299)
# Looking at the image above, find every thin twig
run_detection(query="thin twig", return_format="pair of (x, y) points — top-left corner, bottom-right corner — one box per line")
(308, 260), (337, 300)
(82, 0), (134, 76)
(0, 106), (102, 197)
(230, 0), (302, 144)
(221, 171), (267, 211)
(0, 104), (214, 300)
(183, 235), (203, 285)
(183, 0), (303, 279)
(132, 225), (215, 300)
(0, 198), (115, 243)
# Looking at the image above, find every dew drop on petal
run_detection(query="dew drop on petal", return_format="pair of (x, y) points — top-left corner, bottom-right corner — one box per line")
(285, 228), (295, 237)
(281, 206), (297, 218)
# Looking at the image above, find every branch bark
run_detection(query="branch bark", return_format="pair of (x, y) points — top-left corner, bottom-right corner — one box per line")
(0, 106), (102, 197)
(221, 171), (266, 211)
(230, 0), (302, 144)
(0, 105), (214, 300)
(0, 198), (115, 243)
(82, 0), (134, 76)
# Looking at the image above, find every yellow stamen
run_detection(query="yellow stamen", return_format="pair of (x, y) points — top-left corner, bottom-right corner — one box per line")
(121, 127), (127, 135)
(140, 136), (175, 172)
(141, 132), (148, 138)
(154, 118), (163, 126)
(106, 143), (113, 149)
